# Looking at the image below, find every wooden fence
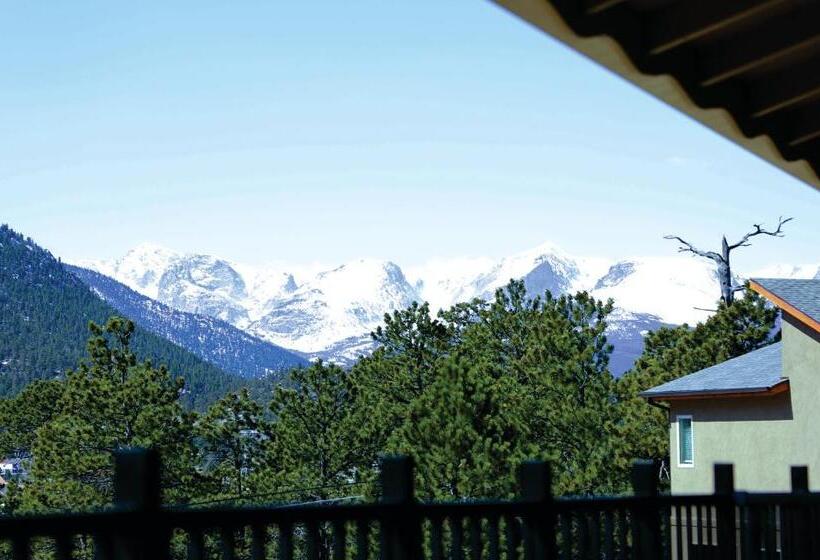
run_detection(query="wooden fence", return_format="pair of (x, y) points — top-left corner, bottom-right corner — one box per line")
(0, 449), (817, 560)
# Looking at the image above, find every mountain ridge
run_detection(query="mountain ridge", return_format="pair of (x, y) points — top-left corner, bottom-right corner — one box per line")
(78, 243), (819, 374)
(0, 226), (247, 409)
(67, 265), (308, 379)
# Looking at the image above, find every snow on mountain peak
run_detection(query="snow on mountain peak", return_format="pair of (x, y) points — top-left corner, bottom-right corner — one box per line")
(748, 263), (820, 280)
(76, 242), (812, 367)
(95, 243), (181, 299)
(157, 255), (250, 327)
(589, 256), (722, 325)
(247, 258), (418, 354)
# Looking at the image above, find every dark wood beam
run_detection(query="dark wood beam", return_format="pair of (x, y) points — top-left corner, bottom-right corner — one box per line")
(647, 0), (790, 55)
(787, 107), (820, 147)
(586, 0), (627, 15)
(749, 59), (820, 117)
(699, 7), (820, 86)
(789, 136), (820, 165)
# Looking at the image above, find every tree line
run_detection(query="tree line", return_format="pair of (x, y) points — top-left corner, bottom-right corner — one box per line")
(0, 279), (778, 513)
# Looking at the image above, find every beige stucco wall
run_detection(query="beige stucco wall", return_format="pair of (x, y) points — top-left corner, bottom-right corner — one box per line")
(670, 314), (820, 494)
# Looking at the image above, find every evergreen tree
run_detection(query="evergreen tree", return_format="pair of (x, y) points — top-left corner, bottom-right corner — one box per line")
(353, 281), (621, 497)
(18, 318), (199, 512)
(348, 302), (455, 458)
(262, 361), (376, 502)
(388, 355), (534, 499)
(0, 379), (64, 461)
(197, 389), (271, 500)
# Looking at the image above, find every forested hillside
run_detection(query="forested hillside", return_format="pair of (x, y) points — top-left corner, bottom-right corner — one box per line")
(0, 225), (244, 409)
(67, 265), (307, 379)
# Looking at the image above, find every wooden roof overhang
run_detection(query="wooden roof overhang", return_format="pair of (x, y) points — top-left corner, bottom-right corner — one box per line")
(645, 378), (790, 403)
(491, 0), (820, 191)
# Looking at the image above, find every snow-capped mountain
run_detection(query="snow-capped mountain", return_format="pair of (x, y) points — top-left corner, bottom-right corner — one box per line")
(749, 263), (820, 280)
(248, 259), (418, 354)
(589, 257), (728, 326)
(67, 265), (308, 378)
(80, 243), (179, 300)
(408, 242), (610, 313)
(158, 255), (251, 327)
(78, 243), (818, 375)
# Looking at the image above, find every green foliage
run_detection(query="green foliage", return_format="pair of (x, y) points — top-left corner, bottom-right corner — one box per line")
(614, 290), (778, 481)
(0, 249), (781, 515)
(388, 355), (534, 499)
(262, 361), (376, 501)
(0, 224), (243, 410)
(0, 379), (63, 460)
(352, 280), (621, 497)
(17, 318), (199, 513)
(196, 389), (271, 499)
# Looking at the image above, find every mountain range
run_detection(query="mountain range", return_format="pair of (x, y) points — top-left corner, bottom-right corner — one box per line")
(77, 243), (820, 375)
(0, 226), (252, 409)
(67, 265), (308, 378)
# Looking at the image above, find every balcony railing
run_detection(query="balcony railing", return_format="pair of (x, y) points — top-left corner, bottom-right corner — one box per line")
(0, 449), (817, 559)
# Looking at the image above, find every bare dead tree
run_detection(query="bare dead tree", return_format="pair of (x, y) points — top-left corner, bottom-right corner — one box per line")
(664, 216), (793, 306)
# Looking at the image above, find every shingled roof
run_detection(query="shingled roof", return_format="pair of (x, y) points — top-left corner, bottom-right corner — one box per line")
(640, 342), (786, 400)
(750, 278), (820, 332)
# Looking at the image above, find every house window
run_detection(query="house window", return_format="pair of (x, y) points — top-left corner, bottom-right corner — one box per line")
(678, 415), (694, 467)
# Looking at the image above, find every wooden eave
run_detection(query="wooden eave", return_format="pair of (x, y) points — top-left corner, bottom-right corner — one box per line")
(645, 378), (790, 403)
(491, 0), (820, 191)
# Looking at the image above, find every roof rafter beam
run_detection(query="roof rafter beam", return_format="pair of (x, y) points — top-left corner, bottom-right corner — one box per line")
(786, 107), (820, 147)
(647, 0), (790, 55)
(749, 60), (820, 117)
(585, 0), (627, 15)
(699, 6), (820, 86)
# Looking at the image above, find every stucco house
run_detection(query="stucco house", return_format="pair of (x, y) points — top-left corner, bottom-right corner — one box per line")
(641, 278), (820, 494)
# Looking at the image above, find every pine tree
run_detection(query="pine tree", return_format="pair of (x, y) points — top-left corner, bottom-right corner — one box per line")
(262, 361), (376, 502)
(197, 389), (271, 500)
(18, 317), (199, 512)
(388, 355), (534, 499)
(0, 379), (64, 461)
(353, 281), (621, 497)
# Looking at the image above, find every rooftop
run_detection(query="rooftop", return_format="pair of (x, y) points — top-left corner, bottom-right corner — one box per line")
(751, 278), (820, 332)
(640, 342), (785, 400)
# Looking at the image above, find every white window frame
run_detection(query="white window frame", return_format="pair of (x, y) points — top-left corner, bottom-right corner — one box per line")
(676, 414), (694, 468)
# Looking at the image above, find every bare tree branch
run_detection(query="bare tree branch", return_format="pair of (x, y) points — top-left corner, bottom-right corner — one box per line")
(663, 235), (724, 262)
(728, 216), (793, 250)
(731, 285), (746, 293)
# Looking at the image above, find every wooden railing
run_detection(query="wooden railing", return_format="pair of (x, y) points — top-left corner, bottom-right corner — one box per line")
(0, 449), (817, 559)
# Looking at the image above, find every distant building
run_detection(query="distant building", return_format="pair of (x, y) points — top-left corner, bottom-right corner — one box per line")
(0, 458), (24, 478)
(642, 278), (820, 493)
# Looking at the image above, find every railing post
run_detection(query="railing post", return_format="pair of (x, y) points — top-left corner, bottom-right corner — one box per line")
(113, 448), (167, 560)
(518, 460), (555, 560)
(714, 464), (737, 558)
(380, 456), (420, 560)
(788, 466), (810, 560)
(631, 460), (662, 560)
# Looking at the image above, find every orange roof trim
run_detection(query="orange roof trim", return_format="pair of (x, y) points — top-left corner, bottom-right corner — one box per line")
(750, 280), (820, 334)
(646, 378), (790, 403)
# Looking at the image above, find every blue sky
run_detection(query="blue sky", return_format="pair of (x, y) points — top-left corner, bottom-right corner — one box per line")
(3, 1), (818, 272)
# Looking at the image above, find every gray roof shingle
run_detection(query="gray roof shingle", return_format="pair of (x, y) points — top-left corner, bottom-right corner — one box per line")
(640, 342), (783, 398)
(752, 278), (820, 323)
